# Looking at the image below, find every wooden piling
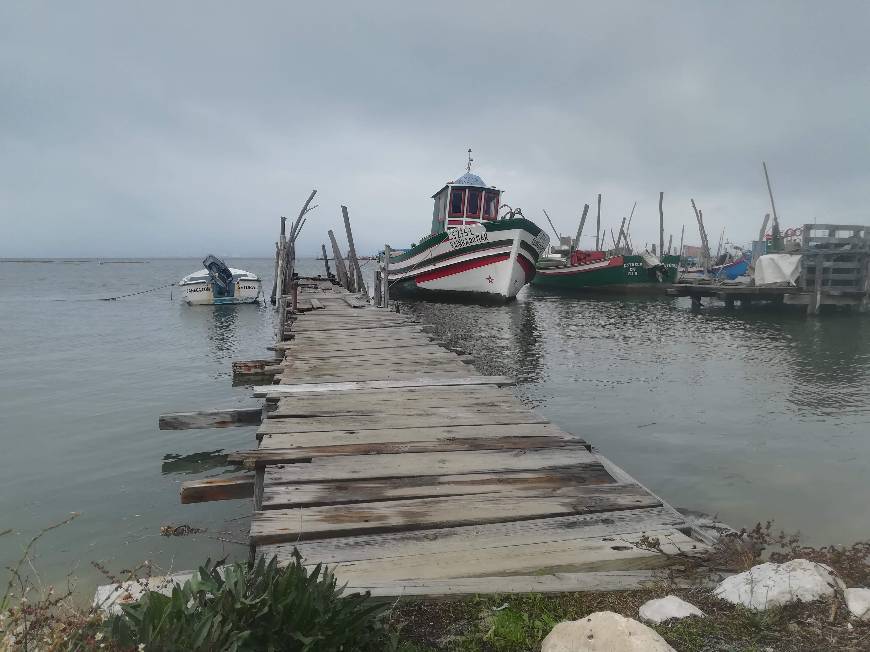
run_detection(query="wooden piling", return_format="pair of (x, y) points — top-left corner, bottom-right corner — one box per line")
(328, 229), (351, 289)
(595, 193), (601, 251)
(321, 244), (332, 279)
(342, 206), (367, 298)
(383, 244), (391, 307)
(658, 192), (665, 259)
(571, 204), (590, 252)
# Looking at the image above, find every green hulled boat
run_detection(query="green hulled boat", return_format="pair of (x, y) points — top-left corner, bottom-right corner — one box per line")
(532, 253), (679, 292)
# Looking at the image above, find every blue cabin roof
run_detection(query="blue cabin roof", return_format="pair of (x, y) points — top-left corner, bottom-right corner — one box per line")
(452, 171), (488, 188)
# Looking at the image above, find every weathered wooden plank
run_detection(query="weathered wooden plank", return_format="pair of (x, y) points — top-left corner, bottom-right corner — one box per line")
(180, 475), (254, 503)
(276, 358), (471, 375)
(309, 298), (324, 310)
(233, 434), (580, 465)
(275, 344), (452, 360)
(269, 393), (520, 417)
(264, 445), (598, 484)
(290, 323), (426, 333)
(289, 528), (697, 582)
(257, 409), (547, 436)
(261, 465), (611, 508)
(259, 507), (681, 561)
(258, 423), (582, 450)
(271, 383), (512, 401)
(231, 359), (275, 374)
(253, 376), (514, 397)
(278, 351), (465, 367)
(288, 315), (414, 326)
(249, 483), (660, 544)
(271, 338), (438, 352)
(335, 570), (694, 597)
(275, 368), (476, 385)
(158, 407), (262, 430)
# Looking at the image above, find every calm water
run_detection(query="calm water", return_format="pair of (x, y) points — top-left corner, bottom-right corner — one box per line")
(1, 258), (869, 599)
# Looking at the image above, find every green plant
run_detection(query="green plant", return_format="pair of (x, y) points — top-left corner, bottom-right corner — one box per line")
(105, 551), (391, 651)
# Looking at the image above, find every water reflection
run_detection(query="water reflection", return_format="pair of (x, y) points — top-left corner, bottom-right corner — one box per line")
(161, 450), (230, 475)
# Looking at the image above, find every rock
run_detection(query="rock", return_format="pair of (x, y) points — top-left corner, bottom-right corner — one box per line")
(541, 611), (675, 652)
(639, 595), (704, 624)
(844, 588), (870, 621)
(714, 559), (844, 610)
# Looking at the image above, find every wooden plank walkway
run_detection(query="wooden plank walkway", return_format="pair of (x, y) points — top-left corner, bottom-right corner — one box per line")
(233, 278), (711, 596)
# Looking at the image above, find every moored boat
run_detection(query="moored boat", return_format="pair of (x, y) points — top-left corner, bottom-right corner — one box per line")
(384, 159), (549, 302)
(179, 255), (262, 305)
(532, 251), (680, 291)
(711, 252), (750, 280)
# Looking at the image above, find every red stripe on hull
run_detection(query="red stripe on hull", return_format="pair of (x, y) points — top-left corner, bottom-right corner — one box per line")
(516, 252), (536, 283)
(415, 253), (510, 283)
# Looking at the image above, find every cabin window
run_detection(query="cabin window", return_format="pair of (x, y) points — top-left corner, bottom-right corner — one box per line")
(466, 189), (482, 218)
(483, 190), (499, 220)
(449, 189), (466, 217)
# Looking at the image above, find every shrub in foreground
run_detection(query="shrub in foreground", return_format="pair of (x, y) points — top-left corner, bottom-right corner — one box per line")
(105, 552), (391, 651)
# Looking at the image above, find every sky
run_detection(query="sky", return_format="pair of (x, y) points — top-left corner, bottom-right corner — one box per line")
(2, 1), (869, 257)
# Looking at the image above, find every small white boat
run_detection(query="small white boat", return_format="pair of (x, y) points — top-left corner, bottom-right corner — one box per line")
(179, 255), (262, 305)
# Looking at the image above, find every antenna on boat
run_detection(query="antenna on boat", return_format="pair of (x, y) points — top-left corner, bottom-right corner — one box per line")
(466, 148), (473, 172)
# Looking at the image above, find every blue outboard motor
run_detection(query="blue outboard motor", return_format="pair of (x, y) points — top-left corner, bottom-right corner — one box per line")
(202, 254), (235, 298)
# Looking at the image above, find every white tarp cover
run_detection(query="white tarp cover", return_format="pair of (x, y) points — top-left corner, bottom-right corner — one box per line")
(754, 254), (802, 286)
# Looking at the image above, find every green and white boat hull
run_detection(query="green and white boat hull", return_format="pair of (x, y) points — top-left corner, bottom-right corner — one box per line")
(532, 254), (679, 292)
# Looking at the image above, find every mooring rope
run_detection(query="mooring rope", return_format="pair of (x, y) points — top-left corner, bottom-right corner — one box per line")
(101, 282), (176, 301)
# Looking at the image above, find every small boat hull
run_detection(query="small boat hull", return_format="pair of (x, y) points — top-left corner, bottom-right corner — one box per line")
(386, 218), (549, 302)
(179, 266), (262, 305)
(532, 254), (680, 292)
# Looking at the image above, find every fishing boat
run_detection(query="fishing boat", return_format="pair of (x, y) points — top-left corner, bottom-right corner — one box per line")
(179, 255), (262, 305)
(711, 252), (750, 280)
(383, 155), (549, 301)
(532, 250), (680, 291)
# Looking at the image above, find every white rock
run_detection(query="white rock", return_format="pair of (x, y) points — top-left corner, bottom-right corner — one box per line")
(541, 611), (675, 652)
(639, 595), (704, 624)
(714, 559), (844, 610)
(844, 588), (870, 621)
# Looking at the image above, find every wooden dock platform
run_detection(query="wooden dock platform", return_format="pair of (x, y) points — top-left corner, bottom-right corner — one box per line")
(214, 278), (712, 597)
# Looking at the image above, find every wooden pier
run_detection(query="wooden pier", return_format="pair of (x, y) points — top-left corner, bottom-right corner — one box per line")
(177, 277), (710, 598)
(670, 223), (870, 315)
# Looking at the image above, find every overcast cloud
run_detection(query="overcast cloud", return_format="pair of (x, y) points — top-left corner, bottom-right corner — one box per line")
(2, 1), (869, 257)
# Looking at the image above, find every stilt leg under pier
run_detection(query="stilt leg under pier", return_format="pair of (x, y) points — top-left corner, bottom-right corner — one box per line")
(691, 295), (702, 311)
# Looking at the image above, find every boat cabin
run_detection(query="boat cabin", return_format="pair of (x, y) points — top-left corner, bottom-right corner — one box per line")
(430, 171), (502, 235)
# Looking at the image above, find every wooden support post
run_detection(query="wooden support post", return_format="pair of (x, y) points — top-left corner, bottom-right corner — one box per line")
(809, 253), (824, 315)
(276, 297), (286, 340)
(275, 240), (286, 302)
(658, 192), (665, 259)
(691, 295), (702, 311)
(571, 204), (590, 252)
(374, 270), (383, 307)
(666, 234), (673, 255)
(342, 206), (367, 298)
(595, 193), (601, 251)
(678, 225), (685, 269)
(321, 243), (332, 278)
(383, 244), (391, 308)
(615, 217), (627, 250)
(270, 240), (280, 306)
(724, 295), (735, 309)
(328, 229), (350, 289)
